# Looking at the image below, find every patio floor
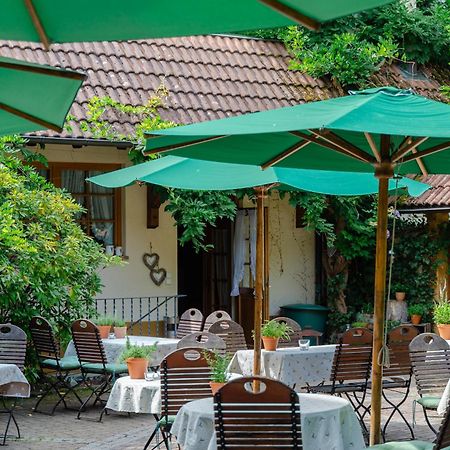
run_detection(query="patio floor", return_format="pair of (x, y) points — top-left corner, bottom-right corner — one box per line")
(4, 384), (438, 449)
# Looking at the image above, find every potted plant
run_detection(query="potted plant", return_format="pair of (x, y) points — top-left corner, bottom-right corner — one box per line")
(433, 299), (450, 339)
(259, 319), (293, 351)
(392, 283), (407, 301)
(119, 338), (157, 379)
(351, 321), (369, 329)
(95, 316), (114, 339)
(202, 350), (231, 395)
(113, 318), (127, 339)
(408, 304), (426, 325)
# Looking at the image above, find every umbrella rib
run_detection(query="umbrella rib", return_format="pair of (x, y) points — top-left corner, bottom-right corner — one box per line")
(401, 141), (450, 164)
(0, 102), (62, 132)
(364, 132), (381, 162)
(0, 60), (86, 81)
(257, 0), (320, 31)
(391, 137), (429, 162)
(260, 140), (311, 169)
(143, 135), (227, 155)
(411, 148), (429, 176)
(24, 0), (51, 50)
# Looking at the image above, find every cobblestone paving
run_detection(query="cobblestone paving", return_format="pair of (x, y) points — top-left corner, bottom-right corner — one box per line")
(2, 384), (440, 449)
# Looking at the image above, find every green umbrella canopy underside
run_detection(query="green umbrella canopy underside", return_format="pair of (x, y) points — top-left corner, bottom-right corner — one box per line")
(0, 56), (85, 135)
(2, 0), (393, 45)
(145, 87), (450, 175)
(87, 156), (429, 197)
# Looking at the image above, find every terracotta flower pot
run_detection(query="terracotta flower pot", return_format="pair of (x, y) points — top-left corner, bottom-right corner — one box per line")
(410, 314), (422, 325)
(98, 325), (111, 339)
(262, 336), (279, 351)
(114, 326), (127, 339)
(126, 358), (148, 379)
(437, 324), (450, 340)
(395, 292), (406, 301)
(210, 381), (226, 395)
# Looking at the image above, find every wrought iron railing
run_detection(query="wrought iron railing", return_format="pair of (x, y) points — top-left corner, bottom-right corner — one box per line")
(95, 295), (186, 337)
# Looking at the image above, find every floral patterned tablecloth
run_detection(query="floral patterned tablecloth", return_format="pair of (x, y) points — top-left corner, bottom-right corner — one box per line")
(0, 364), (30, 398)
(228, 345), (337, 388)
(65, 335), (179, 366)
(171, 394), (366, 450)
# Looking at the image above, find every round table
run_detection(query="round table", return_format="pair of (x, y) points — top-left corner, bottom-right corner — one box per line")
(171, 394), (366, 450)
(105, 376), (161, 414)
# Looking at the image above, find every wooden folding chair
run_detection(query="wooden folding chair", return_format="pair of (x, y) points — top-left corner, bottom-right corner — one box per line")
(208, 319), (248, 355)
(71, 319), (128, 421)
(273, 316), (303, 348)
(144, 347), (213, 450)
(0, 324), (27, 445)
(177, 331), (226, 352)
(409, 333), (450, 434)
(214, 376), (302, 449)
(30, 316), (83, 415)
(203, 310), (231, 331)
(176, 308), (204, 338)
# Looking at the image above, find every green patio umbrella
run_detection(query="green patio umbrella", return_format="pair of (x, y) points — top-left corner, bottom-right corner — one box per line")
(144, 87), (450, 444)
(2, 0), (393, 49)
(0, 57), (85, 135)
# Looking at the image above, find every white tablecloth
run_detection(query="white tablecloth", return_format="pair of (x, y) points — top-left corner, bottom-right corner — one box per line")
(0, 364), (30, 398)
(228, 345), (336, 388)
(106, 376), (161, 414)
(437, 378), (450, 415)
(172, 394), (365, 450)
(65, 335), (179, 366)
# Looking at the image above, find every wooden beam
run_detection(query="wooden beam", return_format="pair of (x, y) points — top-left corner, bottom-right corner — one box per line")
(258, 0), (320, 31)
(0, 102), (62, 132)
(391, 137), (429, 162)
(364, 132), (381, 162)
(143, 135), (226, 155)
(0, 60), (86, 81)
(261, 139), (310, 169)
(411, 148), (428, 176)
(24, 0), (51, 50)
(401, 141), (450, 164)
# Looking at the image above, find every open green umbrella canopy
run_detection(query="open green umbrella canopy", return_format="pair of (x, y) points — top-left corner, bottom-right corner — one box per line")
(0, 57), (85, 136)
(145, 87), (450, 175)
(1, 0), (393, 48)
(87, 155), (429, 197)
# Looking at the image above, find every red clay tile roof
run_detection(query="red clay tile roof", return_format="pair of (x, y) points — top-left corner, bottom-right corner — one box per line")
(402, 175), (450, 209)
(0, 35), (448, 140)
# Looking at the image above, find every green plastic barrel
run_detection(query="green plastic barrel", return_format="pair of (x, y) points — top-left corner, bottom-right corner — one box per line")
(280, 303), (329, 334)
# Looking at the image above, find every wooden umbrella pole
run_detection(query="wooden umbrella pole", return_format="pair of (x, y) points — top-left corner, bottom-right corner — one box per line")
(370, 158), (393, 445)
(253, 186), (266, 379)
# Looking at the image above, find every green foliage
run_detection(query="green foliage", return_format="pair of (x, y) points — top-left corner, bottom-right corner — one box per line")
(260, 320), (293, 339)
(202, 350), (231, 383)
(113, 318), (127, 327)
(119, 337), (157, 361)
(351, 321), (369, 328)
(392, 282), (408, 293)
(95, 316), (115, 326)
(433, 299), (450, 324)
(408, 303), (427, 316)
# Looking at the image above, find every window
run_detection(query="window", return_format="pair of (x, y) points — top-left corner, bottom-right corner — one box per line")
(38, 163), (122, 247)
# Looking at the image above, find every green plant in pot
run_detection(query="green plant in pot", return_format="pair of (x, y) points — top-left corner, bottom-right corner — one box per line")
(113, 318), (127, 339)
(433, 299), (450, 340)
(392, 283), (407, 301)
(119, 338), (157, 379)
(259, 320), (293, 351)
(202, 350), (231, 395)
(408, 304), (427, 325)
(95, 316), (115, 339)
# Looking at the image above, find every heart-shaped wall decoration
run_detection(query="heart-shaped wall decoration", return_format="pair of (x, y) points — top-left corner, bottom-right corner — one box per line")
(143, 253), (159, 270)
(150, 268), (167, 286)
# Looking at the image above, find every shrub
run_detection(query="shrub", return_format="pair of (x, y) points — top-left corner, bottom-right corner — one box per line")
(408, 304), (427, 316)
(433, 300), (450, 325)
(260, 320), (293, 340)
(202, 350), (231, 383)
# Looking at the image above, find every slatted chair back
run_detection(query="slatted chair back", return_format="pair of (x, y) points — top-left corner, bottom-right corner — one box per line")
(273, 317), (303, 348)
(71, 319), (108, 366)
(434, 397), (450, 450)
(384, 325), (418, 378)
(203, 310), (232, 331)
(208, 319), (248, 354)
(409, 333), (450, 399)
(176, 308), (204, 338)
(331, 328), (373, 384)
(160, 347), (212, 418)
(214, 376), (302, 450)
(30, 316), (60, 363)
(0, 324), (27, 371)
(177, 332), (226, 353)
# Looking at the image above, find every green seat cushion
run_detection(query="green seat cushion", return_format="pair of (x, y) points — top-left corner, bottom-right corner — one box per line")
(370, 441), (433, 450)
(417, 396), (441, 409)
(82, 363), (128, 374)
(158, 415), (176, 426)
(41, 356), (80, 371)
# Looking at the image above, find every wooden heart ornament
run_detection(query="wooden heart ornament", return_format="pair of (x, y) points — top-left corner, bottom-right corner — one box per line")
(150, 268), (167, 286)
(143, 253), (159, 270)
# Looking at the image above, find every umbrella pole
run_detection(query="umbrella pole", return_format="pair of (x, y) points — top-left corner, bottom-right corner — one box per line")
(370, 162), (392, 445)
(253, 186), (266, 378)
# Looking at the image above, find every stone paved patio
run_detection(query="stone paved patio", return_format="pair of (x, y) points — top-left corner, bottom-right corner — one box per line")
(2, 384), (439, 449)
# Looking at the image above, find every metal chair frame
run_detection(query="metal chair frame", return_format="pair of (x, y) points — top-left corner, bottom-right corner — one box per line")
(176, 308), (204, 338)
